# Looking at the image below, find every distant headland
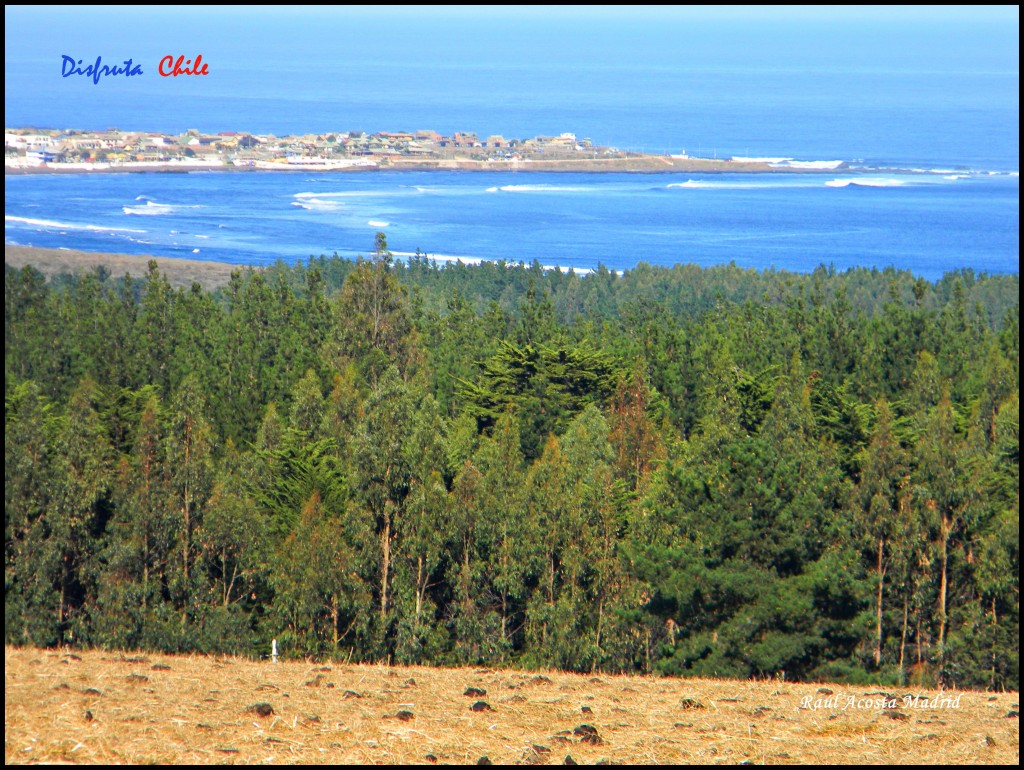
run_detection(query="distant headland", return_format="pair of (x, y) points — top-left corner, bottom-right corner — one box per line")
(5, 127), (847, 175)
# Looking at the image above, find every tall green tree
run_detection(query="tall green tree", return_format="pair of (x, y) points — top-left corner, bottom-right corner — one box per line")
(269, 490), (371, 658)
(97, 390), (173, 648)
(5, 381), (58, 644)
(912, 384), (982, 681)
(329, 233), (419, 386)
(472, 409), (529, 659)
(48, 378), (113, 642)
(352, 366), (414, 647)
(393, 395), (451, 663)
(164, 374), (215, 619)
(853, 399), (911, 670)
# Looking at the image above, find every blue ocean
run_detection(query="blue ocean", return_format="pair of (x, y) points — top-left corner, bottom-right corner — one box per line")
(4, 7), (1019, 280)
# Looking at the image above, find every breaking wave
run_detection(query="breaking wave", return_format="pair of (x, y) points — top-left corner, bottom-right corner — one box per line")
(391, 250), (601, 275)
(826, 177), (907, 188)
(122, 201), (201, 216)
(5, 215), (145, 233)
(496, 184), (595, 193)
(291, 198), (346, 211)
(666, 179), (821, 190)
(772, 159), (846, 170)
(731, 156), (794, 164)
(293, 190), (390, 199)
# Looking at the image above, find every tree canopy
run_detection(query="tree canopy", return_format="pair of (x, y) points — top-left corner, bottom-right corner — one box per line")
(4, 246), (1018, 690)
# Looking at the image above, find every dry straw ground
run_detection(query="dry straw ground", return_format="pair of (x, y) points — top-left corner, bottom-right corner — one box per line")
(5, 245), (242, 290)
(4, 646), (1018, 765)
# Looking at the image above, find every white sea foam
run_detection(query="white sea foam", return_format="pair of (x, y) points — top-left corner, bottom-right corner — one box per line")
(668, 180), (754, 189)
(826, 177), (906, 188)
(497, 184), (594, 193)
(391, 250), (485, 265)
(123, 200), (204, 216)
(5, 215), (145, 233)
(293, 190), (389, 199)
(731, 156), (793, 164)
(367, 220), (389, 227)
(390, 250), (602, 275)
(666, 179), (819, 190)
(291, 198), (346, 212)
(394, 184), (483, 197)
(772, 159), (846, 170)
(123, 201), (174, 216)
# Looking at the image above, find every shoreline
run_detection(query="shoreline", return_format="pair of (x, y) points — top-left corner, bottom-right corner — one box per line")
(6, 158), (998, 178)
(3, 244), (604, 288)
(5, 155), (831, 176)
(8, 243), (1018, 292)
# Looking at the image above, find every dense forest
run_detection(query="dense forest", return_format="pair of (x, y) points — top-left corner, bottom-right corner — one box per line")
(5, 236), (1019, 690)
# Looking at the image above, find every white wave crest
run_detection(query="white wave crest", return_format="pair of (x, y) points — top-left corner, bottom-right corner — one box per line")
(731, 156), (793, 164)
(772, 159), (846, 170)
(5, 215), (145, 233)
(291, 198), (346, 212)
(390, 250), (598, 274)
(123, 201), (175, 216)
(826, 177), (906, 188)
(293, 190), (389, 199)
(497, 184), (594, 193)
(123, 200), (204, 216)
(367, 220), (390, 227)
(666, 179), (820, 190)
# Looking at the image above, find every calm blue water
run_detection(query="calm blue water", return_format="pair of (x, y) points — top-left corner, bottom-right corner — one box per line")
(6, 170), (1018, 281)
(4, 8), (1019, 279)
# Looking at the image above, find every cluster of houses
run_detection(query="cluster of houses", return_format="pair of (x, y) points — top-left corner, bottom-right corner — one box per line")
(5, 128), (605, 168)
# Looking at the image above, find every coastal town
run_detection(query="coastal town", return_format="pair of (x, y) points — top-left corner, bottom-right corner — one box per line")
(3, 127), (808, 173)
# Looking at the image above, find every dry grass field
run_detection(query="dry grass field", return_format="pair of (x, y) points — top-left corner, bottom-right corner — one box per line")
(5, 245), (245, 290)
(4, 646), (1018, 765)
